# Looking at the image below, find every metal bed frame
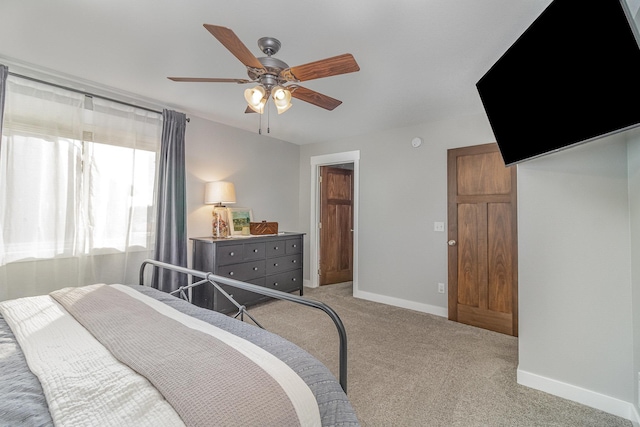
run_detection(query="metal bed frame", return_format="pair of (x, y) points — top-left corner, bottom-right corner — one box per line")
(139, 259), (349, 392)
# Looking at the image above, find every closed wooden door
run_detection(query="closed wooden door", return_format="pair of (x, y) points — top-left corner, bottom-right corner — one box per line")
(447, 143), (518, 336)
(319, 166), (354, 285)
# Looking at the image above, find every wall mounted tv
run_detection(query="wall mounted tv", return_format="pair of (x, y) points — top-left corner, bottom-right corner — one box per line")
(476, 0), (640, 166)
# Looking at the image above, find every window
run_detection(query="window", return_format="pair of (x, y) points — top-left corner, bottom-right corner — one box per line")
(0, 76), (161, 272)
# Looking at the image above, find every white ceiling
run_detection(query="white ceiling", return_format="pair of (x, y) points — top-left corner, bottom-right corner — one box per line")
(0, 0), (552, 145)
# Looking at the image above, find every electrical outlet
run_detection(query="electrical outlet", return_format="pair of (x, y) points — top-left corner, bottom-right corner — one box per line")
(438, 283), (445, 293)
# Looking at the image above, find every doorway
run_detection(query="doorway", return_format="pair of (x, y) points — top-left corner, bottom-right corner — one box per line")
(309, 151), (360, 291)
(447, 143), (518, 336)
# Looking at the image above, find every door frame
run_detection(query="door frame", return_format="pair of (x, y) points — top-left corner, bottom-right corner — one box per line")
(309, 151), (360, 292)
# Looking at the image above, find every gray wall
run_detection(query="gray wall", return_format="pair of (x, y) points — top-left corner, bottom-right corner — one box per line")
(185, 115), (301, 264)
(298, 113), (495, 310)
(517, 135), (635, 411)
(630, 134), (640, 413)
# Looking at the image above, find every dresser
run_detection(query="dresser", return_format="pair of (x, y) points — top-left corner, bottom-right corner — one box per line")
(190, 233), (304, 313)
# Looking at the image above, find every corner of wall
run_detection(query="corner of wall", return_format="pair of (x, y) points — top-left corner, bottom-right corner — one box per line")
(628, 135), (640, 420)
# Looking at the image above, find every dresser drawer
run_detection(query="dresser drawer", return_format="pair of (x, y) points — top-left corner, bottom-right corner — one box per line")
(265, 241), (286, 257)
(216, 244), (244, 265)
(266, 253), (301, 275)
(265, 270), (302, 293)
(285, 238), (302, 254)
(217, 260), (265, 281)
(244, 242), (265, 260)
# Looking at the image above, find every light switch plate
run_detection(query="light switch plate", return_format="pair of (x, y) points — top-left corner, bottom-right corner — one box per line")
(434, 222), (445, 232)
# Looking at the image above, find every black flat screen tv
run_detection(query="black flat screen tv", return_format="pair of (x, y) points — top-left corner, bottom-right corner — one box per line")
(476, 0), (640, 166)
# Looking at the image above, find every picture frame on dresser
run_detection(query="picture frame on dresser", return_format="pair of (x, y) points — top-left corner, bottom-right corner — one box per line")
(227, 207), (253, 235)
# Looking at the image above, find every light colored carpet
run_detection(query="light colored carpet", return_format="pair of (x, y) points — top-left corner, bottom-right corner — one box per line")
(247, 282), (632, 427)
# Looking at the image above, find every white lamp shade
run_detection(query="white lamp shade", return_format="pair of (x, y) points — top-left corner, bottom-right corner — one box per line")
(204, 181), (236, 205)
(273, 86), (292, 114)
(244, 86), (267, 114)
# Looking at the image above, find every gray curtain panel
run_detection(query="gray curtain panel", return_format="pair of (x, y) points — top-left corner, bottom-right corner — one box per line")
(152, 109), (188, 292)
(0, 64), (7, 143)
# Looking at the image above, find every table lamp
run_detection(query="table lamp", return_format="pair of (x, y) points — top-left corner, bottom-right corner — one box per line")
(204, 181), (236, 238)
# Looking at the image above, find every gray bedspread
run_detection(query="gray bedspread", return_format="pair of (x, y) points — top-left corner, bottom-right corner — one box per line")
(0, 285), (359, 427)
(0, 314), (52, 427)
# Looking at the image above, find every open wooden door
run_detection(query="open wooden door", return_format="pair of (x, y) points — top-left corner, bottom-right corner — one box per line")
(319, 165), (354, 285)
(447, 143), (518, 336)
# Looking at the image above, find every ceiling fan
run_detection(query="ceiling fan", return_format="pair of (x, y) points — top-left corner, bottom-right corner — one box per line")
(168, 24), (360, 115)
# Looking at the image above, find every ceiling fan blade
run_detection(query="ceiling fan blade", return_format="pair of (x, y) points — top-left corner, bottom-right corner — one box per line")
(282, 54), (360, 82)
(168, 77), (252, 83)
(290, 86), (343, 110)
(203, 24), (265, 70)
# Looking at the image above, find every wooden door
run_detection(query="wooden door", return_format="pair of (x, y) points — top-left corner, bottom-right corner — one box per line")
(319, 166), (354, 285)
(447, 143), (518, 336)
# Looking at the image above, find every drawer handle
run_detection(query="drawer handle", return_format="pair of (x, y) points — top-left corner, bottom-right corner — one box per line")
(274, 246), (279, 250)
(274, 282), (278, 287)
(229, 271), (234, 276)
(253, 249), (258, 253)
(292, 244), (297, 248)
(292, 278), (296, 282)
(292, 260), (297, 264)
(253, 267), (258, 271)
(229, 251), (235, 256)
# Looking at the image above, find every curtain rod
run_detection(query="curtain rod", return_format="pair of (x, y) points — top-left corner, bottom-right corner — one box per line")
(7, 71), (190, 122)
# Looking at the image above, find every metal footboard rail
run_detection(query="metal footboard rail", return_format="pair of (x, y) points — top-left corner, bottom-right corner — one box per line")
(139, 259), (348, 392)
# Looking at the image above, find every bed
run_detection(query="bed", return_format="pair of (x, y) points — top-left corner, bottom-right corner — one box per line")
(0, 259), (359, 426)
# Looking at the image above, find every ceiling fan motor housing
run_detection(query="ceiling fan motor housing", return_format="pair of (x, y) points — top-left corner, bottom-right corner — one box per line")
(249, 56), (291, 87)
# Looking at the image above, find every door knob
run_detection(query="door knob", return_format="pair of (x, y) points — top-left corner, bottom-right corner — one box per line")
(448, 240), (457, 246)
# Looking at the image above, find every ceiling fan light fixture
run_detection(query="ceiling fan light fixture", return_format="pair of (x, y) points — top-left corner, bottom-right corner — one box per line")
(244, 85), (267, 114)
(169, 25), (361, 118)
(272, 86), (292, 114)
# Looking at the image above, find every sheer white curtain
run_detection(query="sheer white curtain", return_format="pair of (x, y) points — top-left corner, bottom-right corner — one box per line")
(0, 76), (161, 301)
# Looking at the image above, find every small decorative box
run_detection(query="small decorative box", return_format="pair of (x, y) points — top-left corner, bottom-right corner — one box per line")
(250, 221), (278, 235)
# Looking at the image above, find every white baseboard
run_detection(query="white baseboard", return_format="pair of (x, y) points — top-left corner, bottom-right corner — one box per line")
(517, 368), (639, 424)
(353, 289), (448, 318)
